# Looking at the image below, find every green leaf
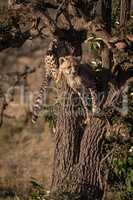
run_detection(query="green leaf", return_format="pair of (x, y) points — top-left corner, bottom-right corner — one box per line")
(30, 178), (44, 189)
(128, 157), (133, 166)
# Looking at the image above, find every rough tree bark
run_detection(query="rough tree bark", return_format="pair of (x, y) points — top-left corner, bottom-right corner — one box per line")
(120, 0), (131, 38)
(51, 77), (106, 200)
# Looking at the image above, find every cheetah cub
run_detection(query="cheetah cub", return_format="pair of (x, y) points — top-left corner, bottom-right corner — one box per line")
(57, 56), (101, 120)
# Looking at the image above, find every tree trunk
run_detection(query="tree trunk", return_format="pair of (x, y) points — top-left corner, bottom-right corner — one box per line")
(120, 0), (131, 38)
(51, 83), (85, 191)
(51, 81), (106, 200)
(97, 0), (112, 79)
(97, 0), (112, 91)
(77, 118), (106, 200)
(51, 1), (112, 199)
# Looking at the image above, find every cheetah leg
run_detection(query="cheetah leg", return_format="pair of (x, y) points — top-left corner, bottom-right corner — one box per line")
(90, 89), (103, 117)
(77, 92), (90, 124)
(90, 89), (99, 113)
(90, 89), (101, 115)
(56, 68), (63, 83)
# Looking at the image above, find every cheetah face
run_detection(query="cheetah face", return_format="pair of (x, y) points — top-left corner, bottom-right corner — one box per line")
(59, 56), (80, 76)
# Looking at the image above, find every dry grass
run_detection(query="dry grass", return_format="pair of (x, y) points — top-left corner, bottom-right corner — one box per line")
(0, 122), (54, 198)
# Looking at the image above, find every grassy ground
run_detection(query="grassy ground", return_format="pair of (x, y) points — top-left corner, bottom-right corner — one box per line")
(0, 121), (54, 199)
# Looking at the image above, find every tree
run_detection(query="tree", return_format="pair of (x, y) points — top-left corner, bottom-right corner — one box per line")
(120, 0), (131, 37)
(0, 0), (132, 199)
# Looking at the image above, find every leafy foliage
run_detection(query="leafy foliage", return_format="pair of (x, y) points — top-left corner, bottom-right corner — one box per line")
(102, 141), (133, 199)
(30, 178), (47, 200)
(30, 178), (79, 200)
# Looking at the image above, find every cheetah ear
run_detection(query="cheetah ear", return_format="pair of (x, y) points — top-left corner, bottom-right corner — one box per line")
(59, 57), (66, 65)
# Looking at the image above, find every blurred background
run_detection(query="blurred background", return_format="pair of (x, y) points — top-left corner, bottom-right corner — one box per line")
(0, 0), (54, 198)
